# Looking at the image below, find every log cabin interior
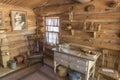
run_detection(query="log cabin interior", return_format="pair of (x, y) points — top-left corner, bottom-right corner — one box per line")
(0, 0), (120, 80)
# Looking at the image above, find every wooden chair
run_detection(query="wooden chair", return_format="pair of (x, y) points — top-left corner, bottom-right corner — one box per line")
(97, 50), (120, 80)
(27, 35), (44, 66)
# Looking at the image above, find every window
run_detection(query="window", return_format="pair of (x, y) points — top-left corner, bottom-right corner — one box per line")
(45, 17), (60, 46)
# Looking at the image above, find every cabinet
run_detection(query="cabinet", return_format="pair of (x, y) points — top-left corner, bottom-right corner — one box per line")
(53, 48), (100, 80)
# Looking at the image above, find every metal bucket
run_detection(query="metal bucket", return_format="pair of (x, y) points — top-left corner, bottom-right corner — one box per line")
(69, 70), (81, 80)
(9, 59), (16, 69)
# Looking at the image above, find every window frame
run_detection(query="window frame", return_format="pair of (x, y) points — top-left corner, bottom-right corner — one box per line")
(44, 17), (60, 46)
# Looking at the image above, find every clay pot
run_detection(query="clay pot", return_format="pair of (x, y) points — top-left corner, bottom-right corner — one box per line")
(15, 55), (24, 63)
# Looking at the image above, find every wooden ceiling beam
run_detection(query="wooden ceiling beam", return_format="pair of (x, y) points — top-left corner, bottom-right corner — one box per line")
(0, 0), (74, 8)
(15, 0), (26, 6)
(4, 0), (11, 4)
(2, 0), (7, 3)
(12, 0), (19, 5)
(34, 2), (76, 10)
(32, 0), (49, 9)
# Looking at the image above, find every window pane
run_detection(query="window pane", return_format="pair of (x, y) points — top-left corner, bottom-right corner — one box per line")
(47, 26), (59, 32)
(46, 32), (58, 44)
(46, 19), (51, 25)
(48, 33), (53, 39)
(54, 19), (57, 25)
(49, 38), (53, 44)
(49, 38), (57, 44)
(47, 26), (53, 31)
(52, 33), (58, 39)
(46, 18), (59, 26)
(45, 17), (59, 45)
(53, 27), (59, 32)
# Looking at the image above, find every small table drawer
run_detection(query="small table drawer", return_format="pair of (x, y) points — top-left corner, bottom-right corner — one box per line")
(59, 59), (69, 67)
(54, 55), (69, 67)
(69, 56), (86, 66)
(54, 52), (62, 57)
(54, 52), (69, 60)
(70, 64), (87, 73)
(54, 57), (61, 62)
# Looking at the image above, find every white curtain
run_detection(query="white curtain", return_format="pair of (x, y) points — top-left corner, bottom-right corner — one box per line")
(45, 17), (59, 45)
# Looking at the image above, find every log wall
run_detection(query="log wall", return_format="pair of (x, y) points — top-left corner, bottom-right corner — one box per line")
(35, 0), (120, 71)
(0, 4), (36, 58)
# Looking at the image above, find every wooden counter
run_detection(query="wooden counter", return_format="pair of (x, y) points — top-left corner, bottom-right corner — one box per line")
(52, 48), (100, 80)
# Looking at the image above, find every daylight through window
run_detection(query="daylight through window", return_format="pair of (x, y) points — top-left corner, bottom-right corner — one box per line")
(45, 17), (60, 45)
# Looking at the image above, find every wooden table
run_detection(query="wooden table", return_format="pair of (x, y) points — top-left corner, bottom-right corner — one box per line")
(52, 48), (100, 80)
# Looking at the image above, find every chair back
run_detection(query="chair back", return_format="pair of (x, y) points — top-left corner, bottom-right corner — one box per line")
(27, 35), (41, 55)
(102, 49), (119, 71)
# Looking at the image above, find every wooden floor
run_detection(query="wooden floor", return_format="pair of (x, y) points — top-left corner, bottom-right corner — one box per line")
(0, 57), (110, 80)
(0, 57), (67, 80)
(0, 63), (26, 78)
(0, 64), (67, 80)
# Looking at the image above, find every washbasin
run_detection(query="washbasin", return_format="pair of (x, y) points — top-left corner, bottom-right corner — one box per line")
(61, 48), (80, 55)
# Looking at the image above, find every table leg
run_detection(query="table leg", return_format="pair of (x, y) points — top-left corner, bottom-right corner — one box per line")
(54, 61), (57, 73)
(86, 61), (90, 80)
(97, 74), (101, 80)
(92, 65), (95, 78)
(79, 77), (81, 80)
(86, 71), (90, 80)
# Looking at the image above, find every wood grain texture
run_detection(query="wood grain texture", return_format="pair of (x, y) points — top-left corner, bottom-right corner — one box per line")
(35, 0), (120, 71)
(0, 0), (44, 8)
(35, 2), (120, 45)
(0, 4), (36, 58)
(0, 0), (73, 8)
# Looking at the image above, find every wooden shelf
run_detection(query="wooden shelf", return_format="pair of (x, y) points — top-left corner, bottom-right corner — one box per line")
(84, 30), (97, 32)
(63, 29), (97, 39)
(62, 19), (101, 39)
(0, 29), (8, 30)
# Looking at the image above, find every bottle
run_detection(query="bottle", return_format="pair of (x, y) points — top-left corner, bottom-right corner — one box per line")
(58, 44), (62, 51)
